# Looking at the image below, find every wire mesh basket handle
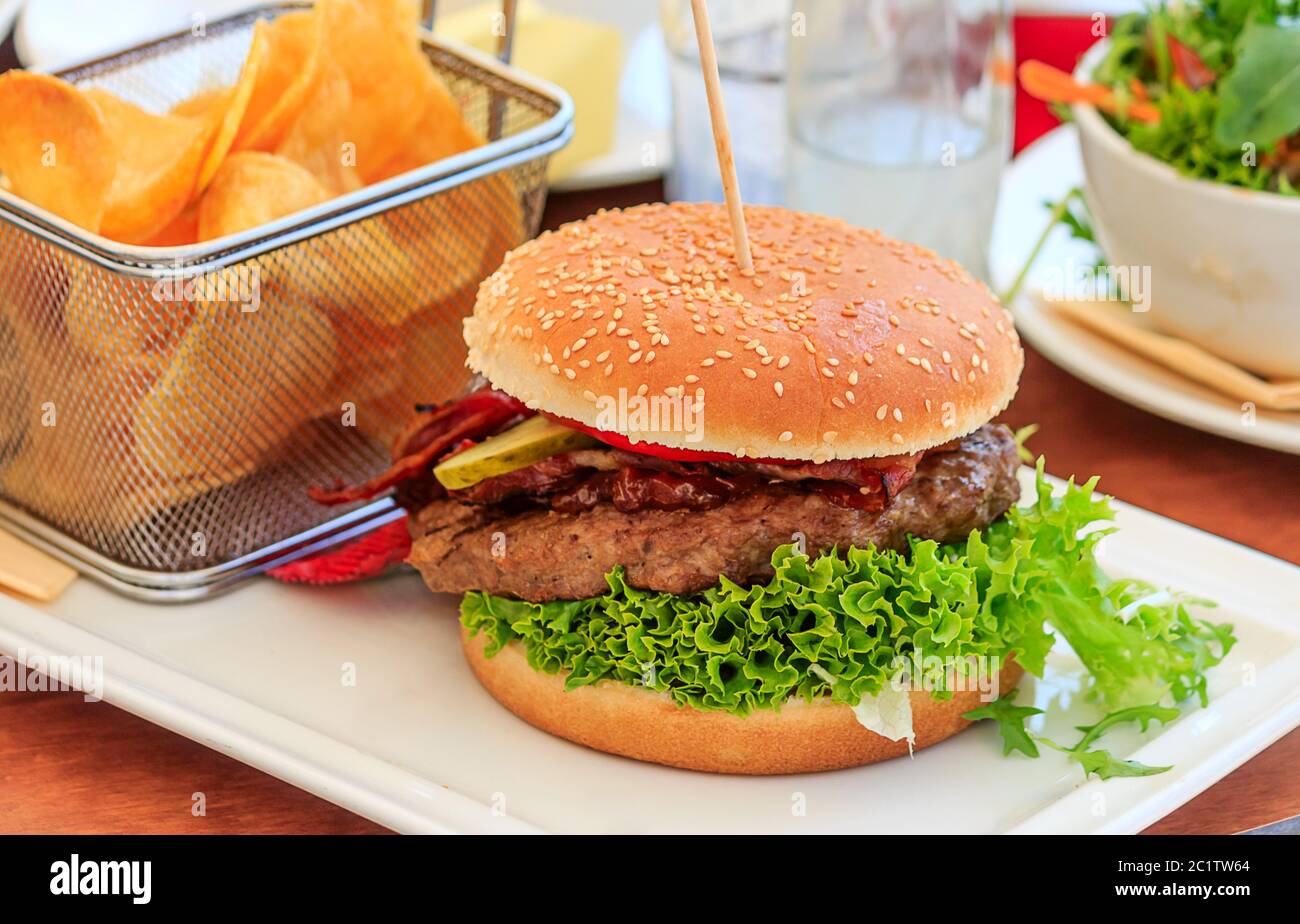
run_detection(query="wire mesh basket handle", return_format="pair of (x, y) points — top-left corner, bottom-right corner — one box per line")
(422, 0), (518, 63)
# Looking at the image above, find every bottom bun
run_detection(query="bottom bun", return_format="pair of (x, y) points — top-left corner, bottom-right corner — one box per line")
(461, 627), (1024, 775)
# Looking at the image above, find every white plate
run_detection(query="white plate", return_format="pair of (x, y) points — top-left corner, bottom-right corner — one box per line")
(1, 470), (1297, 834)
(989, 125), (1300, 455)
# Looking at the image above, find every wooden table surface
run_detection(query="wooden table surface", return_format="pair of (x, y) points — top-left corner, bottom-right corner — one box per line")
(0, 178), (1296, 834)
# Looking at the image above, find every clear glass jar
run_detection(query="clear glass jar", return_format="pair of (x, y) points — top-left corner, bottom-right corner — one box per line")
(785, 0), (1013, 278)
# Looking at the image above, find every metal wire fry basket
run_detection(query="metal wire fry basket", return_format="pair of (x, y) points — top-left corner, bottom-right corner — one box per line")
(0, 3), (573, 601)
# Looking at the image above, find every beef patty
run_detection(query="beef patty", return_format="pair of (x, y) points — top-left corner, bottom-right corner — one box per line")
(407, 423), (1021, 602)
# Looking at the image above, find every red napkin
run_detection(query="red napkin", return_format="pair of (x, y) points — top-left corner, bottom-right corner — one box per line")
(268, 517), (412, 585)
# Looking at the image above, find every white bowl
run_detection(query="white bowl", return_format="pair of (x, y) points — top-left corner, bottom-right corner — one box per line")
(1072, 41), (1300, 379)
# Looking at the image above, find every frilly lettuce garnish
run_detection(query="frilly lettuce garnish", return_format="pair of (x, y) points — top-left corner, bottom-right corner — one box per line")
(460, 461), (1235, 721)
(965, 696), (1181, 779)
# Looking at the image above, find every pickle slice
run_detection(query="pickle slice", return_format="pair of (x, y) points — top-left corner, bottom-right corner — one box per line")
(433, 414), (599, 490)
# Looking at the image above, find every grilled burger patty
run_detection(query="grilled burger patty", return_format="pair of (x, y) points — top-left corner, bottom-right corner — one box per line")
(407, 424), (1021, 602)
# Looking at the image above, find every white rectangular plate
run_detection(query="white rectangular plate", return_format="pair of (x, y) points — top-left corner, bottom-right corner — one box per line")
(1, 470), (1297, 834)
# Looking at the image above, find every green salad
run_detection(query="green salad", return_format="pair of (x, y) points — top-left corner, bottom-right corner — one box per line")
(1092, 0), (1300, 194)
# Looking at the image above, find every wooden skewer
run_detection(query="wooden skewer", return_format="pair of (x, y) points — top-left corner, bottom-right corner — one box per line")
(688, 0), (753, 272)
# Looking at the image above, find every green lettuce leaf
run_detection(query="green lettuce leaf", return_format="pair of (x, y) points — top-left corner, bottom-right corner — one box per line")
(962, 693), (1045, 758)
(461, 461), (1235, 717)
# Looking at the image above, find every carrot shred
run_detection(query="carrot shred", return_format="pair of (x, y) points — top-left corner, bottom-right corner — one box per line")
(1018, 60), (1160, 124)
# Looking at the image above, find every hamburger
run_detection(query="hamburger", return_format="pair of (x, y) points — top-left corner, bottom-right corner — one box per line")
(311, 202), (1234, 776)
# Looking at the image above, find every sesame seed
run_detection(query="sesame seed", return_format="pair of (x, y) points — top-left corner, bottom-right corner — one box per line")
(823, 431), (838, 443)
(779, 430), (793, 442)
(891, 433), (904, 444)
(893, 408), (903, 422)
(876, 404), (888, 421)
(773, 381), (784, 397)
(743, 367), (757, 379)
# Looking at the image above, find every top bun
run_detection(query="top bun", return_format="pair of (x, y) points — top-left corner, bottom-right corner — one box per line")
(464, 202), (1023, 461)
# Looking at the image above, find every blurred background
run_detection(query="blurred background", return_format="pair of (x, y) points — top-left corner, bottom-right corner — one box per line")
(0, 0), (1128, 281)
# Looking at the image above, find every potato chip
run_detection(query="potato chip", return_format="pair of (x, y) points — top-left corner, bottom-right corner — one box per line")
(63, 267), (194, 366)
(140, 200), (200, 247)
(318, 0), (472, 184)
(134, 299), (338, 483)
(85, 88), (220, 244)
(233, 9), (324, 153)
(275, 61), (363, 196)
(3, 306), (160, 531)
(193, 18), (269, 193)
(170, 87), (228, 119)
(376, 170), (521, 315)
(0, 71), (116, 231)
(197, 151), (331, 240)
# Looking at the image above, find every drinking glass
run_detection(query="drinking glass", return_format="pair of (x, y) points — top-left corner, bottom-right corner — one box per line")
(785, 0), (1013, 278)
(660, 0), (790, 205)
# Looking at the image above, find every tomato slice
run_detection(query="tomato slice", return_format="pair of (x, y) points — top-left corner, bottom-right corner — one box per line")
(543, 413), (784, 464)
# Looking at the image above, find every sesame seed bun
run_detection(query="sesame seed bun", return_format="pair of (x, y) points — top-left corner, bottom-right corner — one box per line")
(462, 627), (1024, 775)
(464, 202), (1023, 461)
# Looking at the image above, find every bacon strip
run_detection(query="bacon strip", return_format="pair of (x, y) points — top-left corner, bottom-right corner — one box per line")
(446, 447), (922, 515)
(712, 455), (921, 491)
(308, 409), (505, 505)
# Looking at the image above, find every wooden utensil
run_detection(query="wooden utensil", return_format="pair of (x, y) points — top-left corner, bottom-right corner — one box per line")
(688, 0), (753, 271)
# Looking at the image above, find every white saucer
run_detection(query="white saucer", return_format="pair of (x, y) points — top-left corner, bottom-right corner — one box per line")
(989, 125), (1300, 455)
